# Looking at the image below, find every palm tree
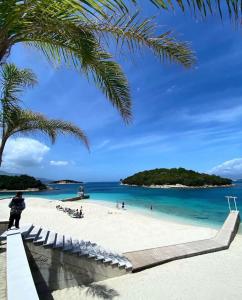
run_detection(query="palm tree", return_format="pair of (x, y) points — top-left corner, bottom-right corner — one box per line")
(0, 63), (88, 166)
(0, 0), (196, 123)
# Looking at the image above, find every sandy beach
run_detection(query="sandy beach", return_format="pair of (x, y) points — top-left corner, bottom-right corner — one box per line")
(0, 197), (242, 299)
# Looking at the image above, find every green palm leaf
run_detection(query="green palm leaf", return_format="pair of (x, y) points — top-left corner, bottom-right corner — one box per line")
(83, 12), (195, 68)
(129, 1), (241, 19)
(0, 64), (89, 166)
(0, 0), (195, 123)
(6, 108), (89, 149)
(0, 63), (37, 106)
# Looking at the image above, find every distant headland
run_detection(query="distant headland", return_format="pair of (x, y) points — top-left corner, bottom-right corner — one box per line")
(121, 168), (233, 189)
(50, 179), (83, 184)
(0, 174), (47, 192)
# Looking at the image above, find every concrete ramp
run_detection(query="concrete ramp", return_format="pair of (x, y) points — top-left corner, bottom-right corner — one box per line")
(124, 211), (240, 272)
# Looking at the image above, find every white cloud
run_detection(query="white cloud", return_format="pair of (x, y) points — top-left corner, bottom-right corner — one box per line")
(94, 139), (110, 150)
(108, 135), (166, 151)
(50, 160), (69, 166)
(210, 158), (242, 178)
(3, 137), (50, 169)
(183, 105), (242, 124)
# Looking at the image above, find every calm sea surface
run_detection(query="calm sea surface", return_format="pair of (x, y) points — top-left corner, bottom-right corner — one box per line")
(1, 182), (242, 228)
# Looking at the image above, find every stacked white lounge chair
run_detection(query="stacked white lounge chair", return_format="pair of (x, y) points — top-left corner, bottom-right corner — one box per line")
(18, 224), (133, 271)
(56, 205), (84, 218)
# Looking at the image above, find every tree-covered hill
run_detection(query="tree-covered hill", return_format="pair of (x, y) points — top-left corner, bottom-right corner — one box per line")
(0, 175), (46, 190)
(50, 179), (82, 184)
(122, 168), (232, 187)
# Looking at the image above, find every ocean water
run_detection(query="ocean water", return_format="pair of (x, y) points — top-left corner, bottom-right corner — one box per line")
(1, 182), (241, 228)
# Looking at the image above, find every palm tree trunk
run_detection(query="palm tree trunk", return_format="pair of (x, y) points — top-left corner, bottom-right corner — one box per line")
(0, 41), (10, 65)
(0, 136), (7, 167)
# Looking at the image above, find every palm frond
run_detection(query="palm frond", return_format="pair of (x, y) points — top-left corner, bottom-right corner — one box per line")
(0, 63), (37, 106)
(5, 109), (89, 149)
(83, 12), (195, 68)
(15, 3), (194, 121)
(130, 1), (242, 20)
(90, 51), (132, 122)
(30, 0), (242, 20)
(0, 0), (197, 123)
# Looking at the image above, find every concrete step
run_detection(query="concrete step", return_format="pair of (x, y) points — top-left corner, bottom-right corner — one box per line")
(71, 239), (80, 253)
(15, 224), (133, 272)
(95, 255), (105, 261)
(19, 224), (34, 237)
(79, 244), (91, 256)
(34, 229), (49, 245)
(0, 224), (33, 240)
(43, 231), (56, 247)
(54, 234), (64, 249)
(125, 261), (133, 271)
(24, 226), (41, 241)
(63, 236), (72, 251)
(110, 256), (119, 266)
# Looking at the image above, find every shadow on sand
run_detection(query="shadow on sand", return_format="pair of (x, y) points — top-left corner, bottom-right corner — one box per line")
(86, 283), (119, 300)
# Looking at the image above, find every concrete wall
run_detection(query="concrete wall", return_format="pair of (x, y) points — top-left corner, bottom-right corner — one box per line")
(0, 221), (9, 235)
(7, 231), (39, 300)
(24, 242), (128, 296)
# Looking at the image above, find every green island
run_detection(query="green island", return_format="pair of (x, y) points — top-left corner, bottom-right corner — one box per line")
(50, 179), (83, 184)
(121, 168), (232, 188)
(0, 174), (47, 191)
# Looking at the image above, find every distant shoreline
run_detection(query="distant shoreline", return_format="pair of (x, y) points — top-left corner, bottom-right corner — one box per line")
(121, 183), (234, 189)
(0, 188), (42, 193)
(49, 181), (83, 185)
(0, 186), (55, 193)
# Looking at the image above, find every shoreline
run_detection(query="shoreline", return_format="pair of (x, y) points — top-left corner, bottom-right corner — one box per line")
(0, 196), (218, 230)
(1, 195), (239, 232)
(49, 182), (83, 185)
(0, 187), (56, 193)
(88, 199), (222, 230)
(121, 183), (234, 189)
(0, 188), (42, 193)
(0, 195), (237, 230)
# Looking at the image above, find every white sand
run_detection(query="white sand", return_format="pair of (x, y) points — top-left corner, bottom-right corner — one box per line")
(1, 197), (242, 299)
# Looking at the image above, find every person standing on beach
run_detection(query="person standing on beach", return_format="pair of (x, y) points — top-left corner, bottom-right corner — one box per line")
(122, 202), (125, 209)
(80, 206), (83, 217)
(8, 192), (26, 229)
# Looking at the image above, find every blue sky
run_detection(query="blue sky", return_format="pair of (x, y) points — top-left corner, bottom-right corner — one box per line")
(2, 3), (242, 181)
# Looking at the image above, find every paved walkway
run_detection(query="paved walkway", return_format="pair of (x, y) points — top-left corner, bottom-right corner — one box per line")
(125, 211), (240, 272)
(0, 240), (7, 300)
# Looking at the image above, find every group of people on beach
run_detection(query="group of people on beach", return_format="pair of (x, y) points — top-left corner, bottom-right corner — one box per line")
(7, 192), (154, 230)
(56, 204), (84, 218)
(116, 201), (126, 209)
(115, 201), (153, 211)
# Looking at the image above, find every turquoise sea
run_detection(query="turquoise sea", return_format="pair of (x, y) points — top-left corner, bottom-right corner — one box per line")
(1, 182), (241, 229)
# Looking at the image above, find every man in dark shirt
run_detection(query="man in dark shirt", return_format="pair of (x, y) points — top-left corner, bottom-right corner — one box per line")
(8, 192), (26, 229)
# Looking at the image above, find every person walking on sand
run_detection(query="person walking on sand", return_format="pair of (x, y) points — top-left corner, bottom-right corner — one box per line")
(122, 202), (125, 209)
(8, 192), (26, 229)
